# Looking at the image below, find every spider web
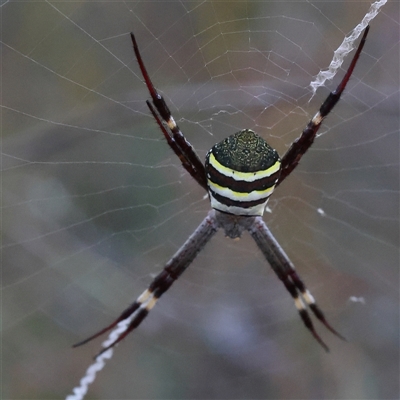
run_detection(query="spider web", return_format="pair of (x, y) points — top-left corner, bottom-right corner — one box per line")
(2, 1), (399, 399)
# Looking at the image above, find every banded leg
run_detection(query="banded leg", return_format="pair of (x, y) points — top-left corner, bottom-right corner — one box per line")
(248, 217), (345, 351)
(74, 210), (219, 356)
(131, 33), (208, 190)
(277, 26), (369, 186)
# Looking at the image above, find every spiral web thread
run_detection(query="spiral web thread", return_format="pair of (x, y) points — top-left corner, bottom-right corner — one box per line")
(309, 0), (387, 96)
(66, 316), (134, 400)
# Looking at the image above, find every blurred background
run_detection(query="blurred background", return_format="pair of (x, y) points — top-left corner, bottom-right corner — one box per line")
(2, 1), (399, 399)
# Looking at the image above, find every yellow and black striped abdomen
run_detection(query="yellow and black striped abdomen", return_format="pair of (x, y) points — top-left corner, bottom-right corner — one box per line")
(205, 129), (281, 216)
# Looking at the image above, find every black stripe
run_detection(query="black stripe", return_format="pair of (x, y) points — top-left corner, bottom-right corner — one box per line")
(209, 188), (270, 209)
(207, 163), (280, 193)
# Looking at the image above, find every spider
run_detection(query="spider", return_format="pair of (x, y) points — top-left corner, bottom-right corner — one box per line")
(75, 26), (369, 356)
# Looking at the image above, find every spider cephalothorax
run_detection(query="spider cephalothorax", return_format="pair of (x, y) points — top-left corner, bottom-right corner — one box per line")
(74, 26), (370, 357)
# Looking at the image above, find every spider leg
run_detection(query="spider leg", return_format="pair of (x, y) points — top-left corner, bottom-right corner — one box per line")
(146, 100), (206, 188)
(130, 33), (208, 191)
(74, 210), (219, 356)
(277, 26), (369, 185)
(248, 217), (345, 352)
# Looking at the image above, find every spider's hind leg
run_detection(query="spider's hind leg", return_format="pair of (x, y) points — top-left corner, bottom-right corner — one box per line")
(72, 287), (156, 350)
(248, 217), (345, 351)
(288, 269), (346, 342)
(74, 211), (219, 357)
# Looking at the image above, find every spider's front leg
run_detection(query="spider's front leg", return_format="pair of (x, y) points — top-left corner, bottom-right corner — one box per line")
(130, 33), (208, 191)
(277, 26), (369, 185)
(74, 211), (219, 357)
(248, 217), (345, 351)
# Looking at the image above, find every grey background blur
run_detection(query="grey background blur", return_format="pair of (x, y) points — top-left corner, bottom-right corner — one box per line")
(2, 1), (399, 399)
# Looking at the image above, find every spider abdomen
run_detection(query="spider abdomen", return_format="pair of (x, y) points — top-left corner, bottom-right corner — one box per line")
(205, 129), (281, 216)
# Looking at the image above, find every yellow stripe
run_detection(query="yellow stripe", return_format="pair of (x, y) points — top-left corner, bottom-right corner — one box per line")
(208, 180), (275, 201)
(294, 297), (306, 311)
(303, 290), (316, 305)
(312, 111), (323, 125)
(167, 116), (177, 130)
(137, 289), (152, 304)
(209, 152), (280, 182)
(145, 296), (158, 311)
